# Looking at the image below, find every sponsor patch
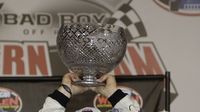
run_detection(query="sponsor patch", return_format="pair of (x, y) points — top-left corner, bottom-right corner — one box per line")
(93, 86), (143, 112)
(0, 87), (23, 112)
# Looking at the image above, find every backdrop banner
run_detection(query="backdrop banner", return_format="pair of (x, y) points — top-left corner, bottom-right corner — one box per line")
(0, 0), (181, 111)
(0, 0), (166, 77)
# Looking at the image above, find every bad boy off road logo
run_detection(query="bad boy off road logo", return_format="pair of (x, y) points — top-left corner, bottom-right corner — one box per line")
(154, 0), (200, 16)
(0, 0), (146, 43)
(0, 87), (23, 112)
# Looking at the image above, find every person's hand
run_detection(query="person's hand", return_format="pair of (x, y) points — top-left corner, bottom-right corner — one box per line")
(57, 73), (88, 98)
(91, 74), (117, 98)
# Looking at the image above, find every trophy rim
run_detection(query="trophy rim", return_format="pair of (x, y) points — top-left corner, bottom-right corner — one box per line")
(59, 22), (126, 34)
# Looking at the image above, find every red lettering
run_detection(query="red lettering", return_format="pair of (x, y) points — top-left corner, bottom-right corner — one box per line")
(0, 97), (19, 106)
(97, 96), (109, 104)
(128, 46), (163, 74)
(9, 97), (19, 105)
(114, 60), (131, 75)
(0, 99), (9, 105)
(3, 45), (25, 75)
(28, 45), (48, 75)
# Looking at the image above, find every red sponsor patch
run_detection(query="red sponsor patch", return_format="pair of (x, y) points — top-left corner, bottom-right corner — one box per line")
(0, 87), (23, 112)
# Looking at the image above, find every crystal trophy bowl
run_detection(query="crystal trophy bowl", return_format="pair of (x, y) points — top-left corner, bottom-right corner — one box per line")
(57, 23), (127, 86)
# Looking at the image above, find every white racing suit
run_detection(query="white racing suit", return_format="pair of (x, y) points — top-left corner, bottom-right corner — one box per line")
(39, 89), (140, 112)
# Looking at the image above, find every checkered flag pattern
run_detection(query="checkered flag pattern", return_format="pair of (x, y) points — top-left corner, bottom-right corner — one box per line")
(0, 3), (3, 9)
(107, 1), (147, 42)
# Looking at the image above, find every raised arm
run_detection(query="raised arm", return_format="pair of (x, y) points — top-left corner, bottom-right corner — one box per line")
(39, 73), (88, 112)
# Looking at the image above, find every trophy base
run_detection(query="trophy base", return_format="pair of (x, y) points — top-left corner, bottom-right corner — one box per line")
(72, 75), (105, 87)
(73, 80), (105, 87)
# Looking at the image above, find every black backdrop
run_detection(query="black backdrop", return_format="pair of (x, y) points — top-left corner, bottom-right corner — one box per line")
(0, 73), (170, 112)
